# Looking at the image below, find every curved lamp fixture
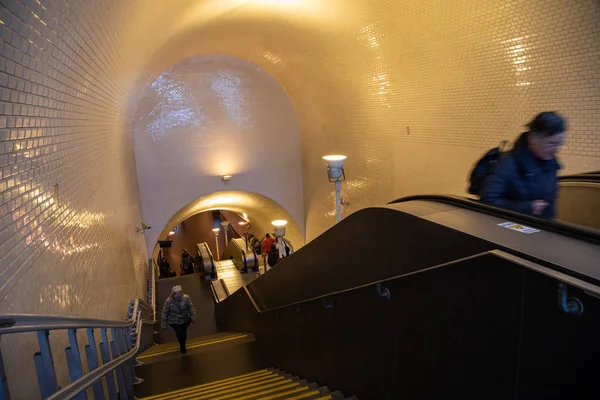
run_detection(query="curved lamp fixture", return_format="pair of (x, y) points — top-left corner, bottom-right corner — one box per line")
(322, 155), (347, 223)
(212, 228), (220, 261)
(271, 220), (288, 261)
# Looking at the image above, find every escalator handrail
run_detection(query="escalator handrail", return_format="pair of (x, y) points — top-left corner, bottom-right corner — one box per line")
(388, 195), (600, 246)
(558, 175), (600, 183)
(231, 238), (248, 269)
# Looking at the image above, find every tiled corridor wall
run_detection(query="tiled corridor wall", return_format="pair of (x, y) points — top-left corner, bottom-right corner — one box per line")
(0, 1), (147, 397)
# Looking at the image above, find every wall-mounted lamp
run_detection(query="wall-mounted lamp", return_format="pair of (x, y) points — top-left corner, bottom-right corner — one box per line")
(322, 155), (347, 223)
(136, 221), (151, 234)
(212, 228), (220, 261)
(222, 174), (233, 181)
(272, 220), (288, 238)
(221, 221), (230, 244)
(272, 220), (288, 261)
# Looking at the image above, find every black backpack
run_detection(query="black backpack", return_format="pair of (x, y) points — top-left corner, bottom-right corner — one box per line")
(468, 141), (509, 196)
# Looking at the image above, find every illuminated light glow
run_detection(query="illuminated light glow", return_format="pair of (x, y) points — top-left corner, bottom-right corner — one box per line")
(238, 221), (247, 225)
(168, 230), (175, 236)
(177, 0), (337, 37)
(271, 219), (288, 227)
(222, 174), (233, 181)
(212, 228), (220, 232)
(263, 52), (282, 64)
(322, 155), (347, 162)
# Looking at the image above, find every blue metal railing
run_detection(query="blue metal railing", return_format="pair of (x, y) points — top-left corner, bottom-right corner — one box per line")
(0, 262), (158, 400)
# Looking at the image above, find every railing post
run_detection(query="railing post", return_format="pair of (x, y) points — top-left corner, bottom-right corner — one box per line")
(34, 330), (58, 398)
(109, 329), (128, 400)
(99, 329), (117, 400)
(0, 338), (11, 400)
(84, 329), (105, 400)
(65, 329), (87, 400)
(112, 328), (133, 400)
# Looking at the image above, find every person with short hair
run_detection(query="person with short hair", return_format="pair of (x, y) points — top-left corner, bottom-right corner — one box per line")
(481, 112), (566, 218)
(161, 285), (196, 354)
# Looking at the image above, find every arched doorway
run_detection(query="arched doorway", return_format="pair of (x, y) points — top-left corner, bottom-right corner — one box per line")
(152, 190), (304, 264)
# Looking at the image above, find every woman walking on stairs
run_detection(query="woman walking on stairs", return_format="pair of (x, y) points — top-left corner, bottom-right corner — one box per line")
(161, 285), (196, 354)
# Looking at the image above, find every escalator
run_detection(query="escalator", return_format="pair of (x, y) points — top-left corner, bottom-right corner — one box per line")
(557, 171), (600, 229)
(136, 196), (600, 400)
(212, 197), (600, 399)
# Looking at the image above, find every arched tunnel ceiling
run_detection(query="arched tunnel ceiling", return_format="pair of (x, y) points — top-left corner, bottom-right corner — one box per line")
(127, 0), (364, 125)
(117, 0), (600, 241)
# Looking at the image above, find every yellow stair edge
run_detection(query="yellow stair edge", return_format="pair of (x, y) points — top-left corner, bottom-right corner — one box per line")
(198, 378), (297, 400)
(237, 385), (314, 400)
(163, 376), (291, 400)
(138, 333), (249, 359)
(138, 369), (274, 399)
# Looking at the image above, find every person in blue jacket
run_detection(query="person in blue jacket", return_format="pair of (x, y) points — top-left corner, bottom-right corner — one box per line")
(481, 112), (566, 218)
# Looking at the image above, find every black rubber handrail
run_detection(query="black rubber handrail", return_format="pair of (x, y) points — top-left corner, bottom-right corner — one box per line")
(559, 174), (600, 183)
(231, 238), (248, 269)
(389, 195), (600, 246)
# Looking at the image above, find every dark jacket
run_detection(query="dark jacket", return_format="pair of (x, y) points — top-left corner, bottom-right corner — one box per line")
(161, 294), (196, 328)
(480, 133), (561, 218)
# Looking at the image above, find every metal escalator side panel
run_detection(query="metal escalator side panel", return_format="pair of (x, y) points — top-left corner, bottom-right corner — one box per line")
(556, 181), (600, 230)
(385, 200), (600, 286)
(246, 206), (496, 311)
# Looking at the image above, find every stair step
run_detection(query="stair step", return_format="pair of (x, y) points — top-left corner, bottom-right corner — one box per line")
(277, 388), (325, 400)
(139, 368), (357, 400)
(234, 381), (317, 400)
(139, 370), (276, 399)
(182, 375), (300, 400)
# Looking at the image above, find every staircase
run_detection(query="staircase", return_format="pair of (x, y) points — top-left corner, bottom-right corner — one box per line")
(138, 368), (355, 400)
(134, 330), (356, 399)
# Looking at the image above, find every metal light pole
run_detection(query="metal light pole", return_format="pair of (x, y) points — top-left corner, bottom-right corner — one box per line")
(272, 220), (288, 261)
(212, 228), (220, 261)
(323, 155), (347, 223)
(221, 221), (230, 245)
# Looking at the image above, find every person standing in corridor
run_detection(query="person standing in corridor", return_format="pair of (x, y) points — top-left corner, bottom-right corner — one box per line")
(262, 234), (275, 254)
(480, 112), (566, 218)
(161, 285), (196, 354)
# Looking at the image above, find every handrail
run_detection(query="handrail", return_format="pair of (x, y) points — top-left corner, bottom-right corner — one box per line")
(149, 257), (158, 321)
(0, 315), (132, 334)
(220, 279), (231, 297)
(197, 242), (216, 277)
(559, 175), (600, 183)
(231, 238), (248, 269)
(559, 171), (600, 180)
(389, 195), (600, 246)
(46, 312), (147, 400)
(0, 298), (155, 400)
